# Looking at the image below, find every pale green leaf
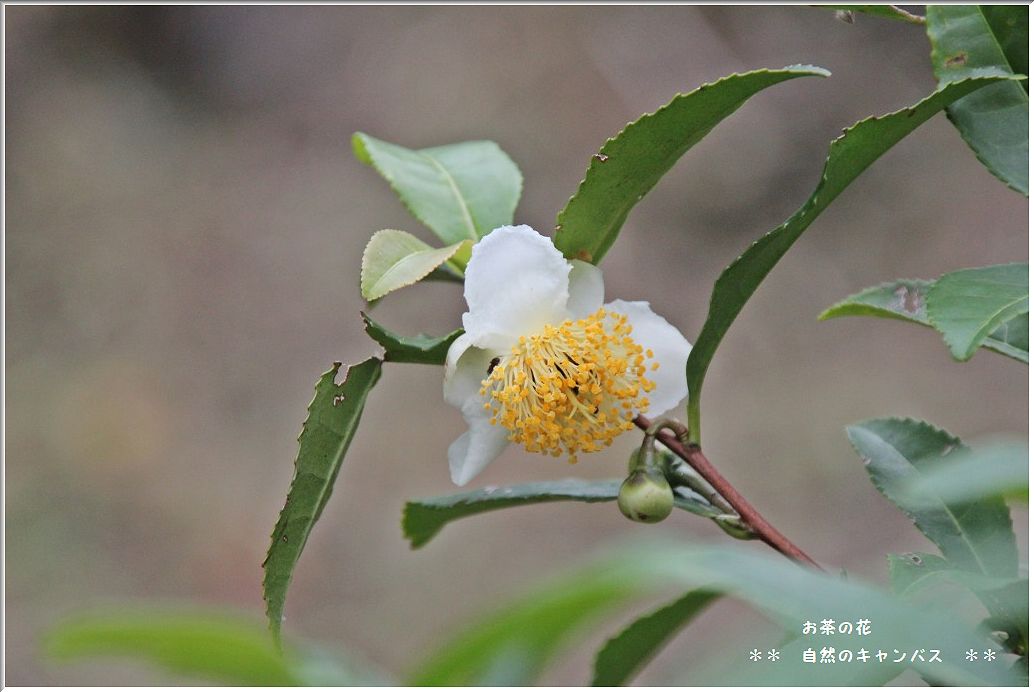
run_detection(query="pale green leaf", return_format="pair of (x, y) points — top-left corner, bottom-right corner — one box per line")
(591, 589), (719, 686)
(359, 229), (468, 301)
(353, 133), (522, 244)
(846, 418), (1018, 577)
(684, 74), (1019, 443)
(818, 278), (1029, 363)
(263, 359), (382, 643)
(553, 65), (829, 264)
(902, 438), (1028, 504)
(46, 609), (391, 686)
(46, 610), (300, 686)
(361, 311), (462, 365)
(927, 5), (1029, 195)
(402, 479), (723, 549)
(927, 263), (1029, 361)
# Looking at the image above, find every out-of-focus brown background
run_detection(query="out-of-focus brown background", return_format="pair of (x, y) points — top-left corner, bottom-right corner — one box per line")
(6, 5), (1028, 685)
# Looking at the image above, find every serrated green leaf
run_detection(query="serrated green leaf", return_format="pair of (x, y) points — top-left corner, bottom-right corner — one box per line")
(684, 74), (1018, 443)
(591, 589), (719, 686)
(361, 311), (462, 365)
(927, 6), (1029, 195)
(353, 133), (522, 244)
(903, 438), (1028, 504)
(553, 65), (830, 264)
(359, 229), (468, 301)
(846, 418), (1017, 578)
(818, 5), (926, 24)
(927, 263), (1029, 361)
(818, 278), (1029, 363)
(981, 6), (1028, 80)
(402, 479), (722, 549)
(46, 609), (391, 686)
(263, 359), (382, 643)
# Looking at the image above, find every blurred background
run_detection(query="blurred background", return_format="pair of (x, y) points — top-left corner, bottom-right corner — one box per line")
(5, 5), (1028, 685)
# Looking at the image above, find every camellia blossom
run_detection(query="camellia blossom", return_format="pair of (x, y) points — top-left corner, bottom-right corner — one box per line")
(444, 225), (693, 485)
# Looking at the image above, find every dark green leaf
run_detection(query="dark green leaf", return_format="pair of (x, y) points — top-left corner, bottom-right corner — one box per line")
(981, 6), (1028, 78)
(263, 359), (382, 643)
(903, 438), (1028, 504)
(818, 5), (926, 24)
(402, 479), (723, 549)
(927, 6), (1029, 195)
(846, 418), (1018, 577)
(684, 74), (1018, 443)
(359, 229), (469, 301)
(353, 133), (522, 244)
(46, 610), (301, 685)
(592, 589), (719, 686)
(819, 278), (1029, 363)
(362, 312), (462, 365)
(553, 65), (829, 264)
(927, 263), (1029, 361)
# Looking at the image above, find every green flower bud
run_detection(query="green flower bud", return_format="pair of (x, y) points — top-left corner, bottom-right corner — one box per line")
(618, 469), (674, 523)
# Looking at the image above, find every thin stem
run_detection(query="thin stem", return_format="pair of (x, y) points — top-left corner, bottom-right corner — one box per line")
(635, 414), (822, 570)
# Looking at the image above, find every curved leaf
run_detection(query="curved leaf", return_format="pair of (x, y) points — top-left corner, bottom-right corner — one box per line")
(927, 263), (1029, 361)
(927, 5), (1029, 195)
(360, 229), (468, 301)
(362, 311), (462, 365)
(591, 589), (719, 686)
(553, 65), (830, 264)
(263, 359), (382, 643)
(903, 438), (1028, 504)
(353, 133), (522, 244)
(819, 278), (1029, 363)
(845, 418), (1017, 577)
(46, 610), (301, 686)
(402, 479), (722, 549)
(684, 73), (1019, 443)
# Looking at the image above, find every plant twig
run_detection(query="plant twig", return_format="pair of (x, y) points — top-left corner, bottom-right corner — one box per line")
(635, 414), (822, 570)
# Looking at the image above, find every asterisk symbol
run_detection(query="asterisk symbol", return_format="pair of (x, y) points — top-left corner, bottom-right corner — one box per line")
(983, 649), (997, 662)
(965, 649), (978, 662)
(749, 648), (762, 662)
(767, 649), (781, 662)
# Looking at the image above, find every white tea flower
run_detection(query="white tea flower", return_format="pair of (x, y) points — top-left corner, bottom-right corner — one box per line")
(444, 225), (692, 485)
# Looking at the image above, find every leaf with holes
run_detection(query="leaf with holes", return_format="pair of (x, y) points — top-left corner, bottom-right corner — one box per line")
(402, 479), (722, 549)
(819, 278), (1029, 363)
(683, 73), (1019, 443)
(359, 229), (469, 301)
(263, 359), (382, 643)
(353, 133), (522, 244)
(818, 5), (926, 24)
(362, 312), (462, 365)
(927, 263), (1029, 361)
(846, 418), (1017, 578)
(553, 65), (829, 264)
(592, 589), (719, 686)
(927, 5), (1029, 195)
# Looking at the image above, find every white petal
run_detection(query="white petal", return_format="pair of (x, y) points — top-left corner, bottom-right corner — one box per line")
(443, 333), (494, 408)
(448, 398), (510, 486)
(565, 259), (605, 319)
(606, 299), (692, 417)
(462, 225), (570, 351)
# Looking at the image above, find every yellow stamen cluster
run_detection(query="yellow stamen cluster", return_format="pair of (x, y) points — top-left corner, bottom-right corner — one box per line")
(480, 308), (657, 464)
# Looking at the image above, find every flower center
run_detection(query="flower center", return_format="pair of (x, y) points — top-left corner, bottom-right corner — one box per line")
(480, 308), (658, 463)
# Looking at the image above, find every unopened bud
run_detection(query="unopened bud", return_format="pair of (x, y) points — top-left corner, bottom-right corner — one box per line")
(618, 469), (674, 523)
